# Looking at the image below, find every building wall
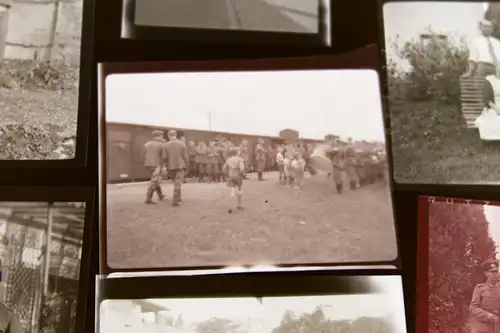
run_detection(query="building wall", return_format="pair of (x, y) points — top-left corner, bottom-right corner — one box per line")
(3, 0), (82, 63)
(383, 2), (486, 70)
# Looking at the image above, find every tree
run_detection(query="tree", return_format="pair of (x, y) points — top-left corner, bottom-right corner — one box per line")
(195, 317), (241, 333)
(272, 307), (392, 333)
(428, 202), (497, 333)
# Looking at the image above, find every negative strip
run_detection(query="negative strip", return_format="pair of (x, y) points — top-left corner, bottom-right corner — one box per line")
(381, 1), (500, 185)
(0, 0), (93, 165)
(120, 0), (330, 46)
(97, 274), (406, 333)
(98, 47), (399, 272)
(417, 195), (500, 333)
(0, 186), (95, 333)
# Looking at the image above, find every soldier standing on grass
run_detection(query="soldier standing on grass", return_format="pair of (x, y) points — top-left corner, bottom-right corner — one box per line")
(164, 130), (189, 206)
(330, 147), (344, 194)
(142, 130), (166, 205)
(254, 138), (266, 181)
(469, 259), (500, 333)
(343, 139), (359, 191)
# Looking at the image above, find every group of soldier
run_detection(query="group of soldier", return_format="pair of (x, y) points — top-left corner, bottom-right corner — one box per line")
(324, 137), (388, 194)
(141, 128), (389, 206)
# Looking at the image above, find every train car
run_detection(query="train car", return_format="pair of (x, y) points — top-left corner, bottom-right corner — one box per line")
(106, 122), (297, 183)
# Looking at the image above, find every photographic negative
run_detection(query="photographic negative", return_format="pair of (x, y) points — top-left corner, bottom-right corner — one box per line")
(121, 0), (330, 45)
(0, 200), (90, 333)
(0, 0), (89, 161)
(101, 64), (398, 270)
(382, 1), (500, 184)
(417, 196), (500, 333)
(99, 275), (406, 333)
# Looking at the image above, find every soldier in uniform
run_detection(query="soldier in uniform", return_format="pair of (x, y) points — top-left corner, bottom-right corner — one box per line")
(239, 140), (250, 179)
(330, 147), (345, 194)
(470, 259), (500, 333)
(343, 143), (359, 190)
(195, 141), (208, 182)
(187, 141), (197, 180)
(142, 130), (167, 204)
(163, 130), (189, 206)
(255, 138), (267, 181)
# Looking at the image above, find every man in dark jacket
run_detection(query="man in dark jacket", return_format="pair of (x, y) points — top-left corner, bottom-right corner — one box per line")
(142, 130), (167, 204)
(164, 130), (189, 206)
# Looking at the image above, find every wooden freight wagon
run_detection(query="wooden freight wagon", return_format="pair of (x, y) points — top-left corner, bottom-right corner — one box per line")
(106, 122), (293, 183)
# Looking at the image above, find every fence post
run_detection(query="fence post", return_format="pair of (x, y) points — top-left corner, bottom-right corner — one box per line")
(0, 2), (10, 62)
(44, 0), (60, 62)
(42, 203), (53, 296)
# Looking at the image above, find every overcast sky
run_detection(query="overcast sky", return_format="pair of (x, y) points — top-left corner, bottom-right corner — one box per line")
(484, 205), (500, 259)
(105, 69), (385, 142)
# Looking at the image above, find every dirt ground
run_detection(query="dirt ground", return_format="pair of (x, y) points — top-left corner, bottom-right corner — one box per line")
(106, 171), (398, 269)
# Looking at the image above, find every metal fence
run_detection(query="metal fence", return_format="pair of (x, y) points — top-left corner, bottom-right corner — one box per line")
(0, 203), (84, 333)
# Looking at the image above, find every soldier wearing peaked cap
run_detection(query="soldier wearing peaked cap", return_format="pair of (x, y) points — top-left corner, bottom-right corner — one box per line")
(469, 259), (500, 333)
(142, 130), (167, 204)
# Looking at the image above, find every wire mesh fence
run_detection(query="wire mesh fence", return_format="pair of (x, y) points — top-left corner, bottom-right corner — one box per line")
(0, 202), (85, 333)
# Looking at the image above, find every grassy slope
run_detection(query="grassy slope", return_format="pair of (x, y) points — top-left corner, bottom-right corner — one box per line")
(390, 100), (500, 184)
(0, 61), (78, 160)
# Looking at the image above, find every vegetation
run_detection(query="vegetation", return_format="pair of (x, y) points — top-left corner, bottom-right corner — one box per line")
(387, 32), (500, 183)
(428, 202), (497, 333)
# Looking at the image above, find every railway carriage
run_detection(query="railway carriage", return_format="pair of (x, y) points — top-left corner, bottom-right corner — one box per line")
(106, 122), (322, 183)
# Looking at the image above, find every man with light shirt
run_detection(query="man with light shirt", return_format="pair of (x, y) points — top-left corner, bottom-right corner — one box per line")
(463, 19), (500, 78)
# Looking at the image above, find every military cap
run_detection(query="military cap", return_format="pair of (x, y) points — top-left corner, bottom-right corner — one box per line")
(152, 129), (164, 136)
(482, 259), (499, 272)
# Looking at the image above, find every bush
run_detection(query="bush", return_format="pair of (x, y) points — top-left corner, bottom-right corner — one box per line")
(0, 124), (76, 160)
(0, 60), (79, 91)
(388, 31), (469, 104)
(428, 202), (497, 333)
(39, 293), (64, 333)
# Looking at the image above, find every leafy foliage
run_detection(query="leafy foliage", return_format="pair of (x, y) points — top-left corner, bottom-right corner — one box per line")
(0, 60), (79, 91)
(428, 202), (497, 333)
(388, 31), (469, 104)
(39, 293), (64, 333)
(272, 306), (393, 333)
(0, 124), (76, 160)
(195, 317), (242, 333)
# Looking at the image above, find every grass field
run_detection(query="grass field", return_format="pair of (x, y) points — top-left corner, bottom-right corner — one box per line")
(106, 171), (397, 269)
(390, 100), (500, 184)
(0, 87), (77, 159)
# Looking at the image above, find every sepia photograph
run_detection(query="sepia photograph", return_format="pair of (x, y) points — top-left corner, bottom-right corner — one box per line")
(0, 0), (84, 160)
(99, 275), (406, 333)
(383, 2), (500, 184)
(103, 68), (398, 269)
(0, 201), (86, 333)
(128, 0), (321, 35)
(420, 196), (500, 333)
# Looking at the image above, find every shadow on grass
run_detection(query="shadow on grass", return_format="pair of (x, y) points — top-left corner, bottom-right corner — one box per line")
(390, 100), (500, 184)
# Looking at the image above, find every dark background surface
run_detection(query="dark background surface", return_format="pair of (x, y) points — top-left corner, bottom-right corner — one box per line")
(88, 0), (417, 331)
